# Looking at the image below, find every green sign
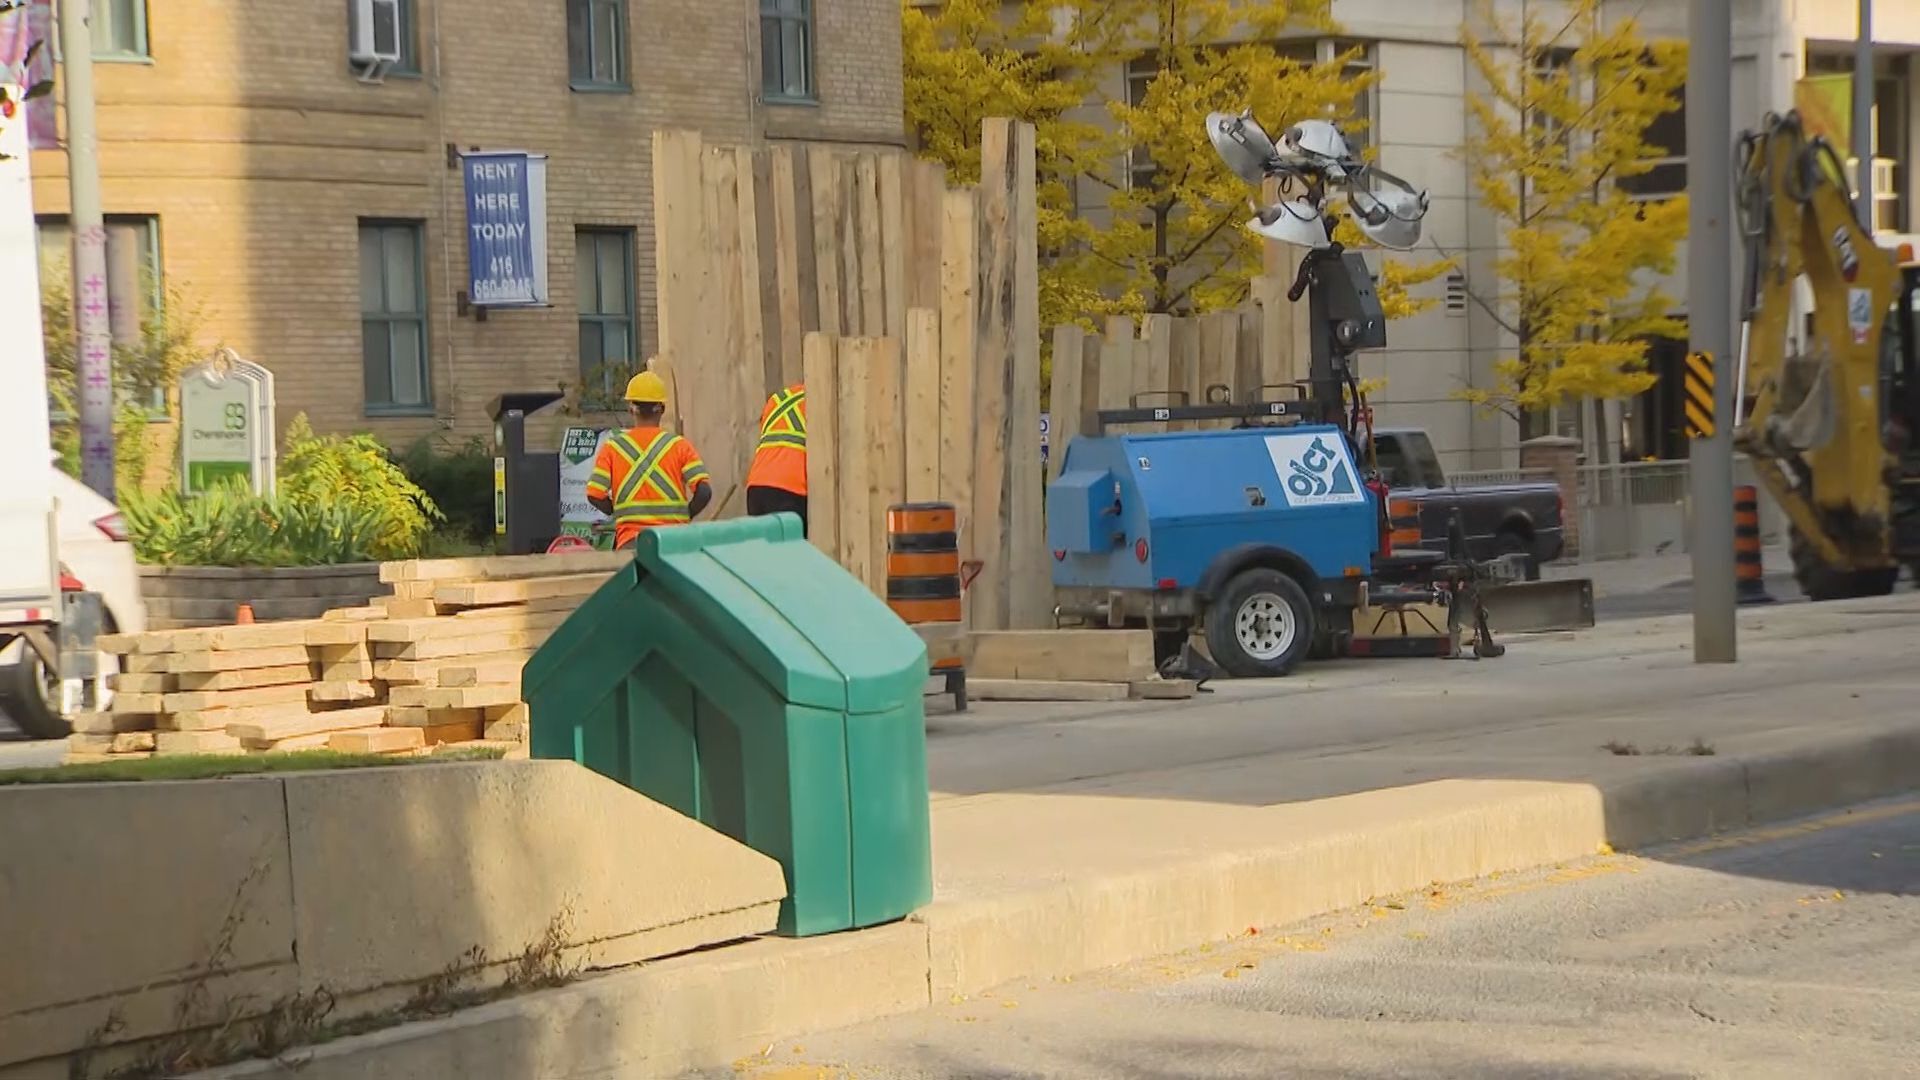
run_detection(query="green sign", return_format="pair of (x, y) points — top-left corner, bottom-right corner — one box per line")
(179, 352), (275, 495)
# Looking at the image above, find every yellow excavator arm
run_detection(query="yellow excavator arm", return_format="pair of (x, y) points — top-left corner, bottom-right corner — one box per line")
(1734, 112), (1904, 586)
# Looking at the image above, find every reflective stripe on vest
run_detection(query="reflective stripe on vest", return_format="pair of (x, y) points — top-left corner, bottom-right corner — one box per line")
(757, 388), (807, 452)
(610, 431), (690, 525)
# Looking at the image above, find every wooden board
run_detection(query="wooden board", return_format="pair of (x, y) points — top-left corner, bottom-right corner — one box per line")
(330, 727), (426, 755)
(387, 706), (487, 729)
(837, 156), (864, 335)
(877, 151), (909, 339)
(904, 307), (943, 502)
(1237, 306), (1265, 408)
(855, 155), (887, 336)
(770, 144), (812, 388)
(224, 705), (390, 743)
(108, 693), (164, 715)
(309, 680), (378, 704)
(652, 129), (707, 389)
(836, 337), (877, 590)
(868, 335), (906, 597)
(969, 629), (1155, 683)
(388, 684), (522, 709)
(802, 332), (840, 558)
(1098, 316), (1134, 412)
(422, 718), (486, 746)
(71, 711), (157, 734)
(154, 730), (243, 756)
(175, 664), (315, 692)
(484, 712), (529, 743)
(375, 650), (532, 686)
(122, 654), (171, 674)
(1197, 312), (1239, 428)
(1047, 324), (1087, 482)
(68, 730), (157, 753)
(379, 551), (632, 584)
(1005, 121), (1046, 630)
(1138, 313), (1173, 404)
(367, 607), (569, 645)
(317, 659), (376, 682)
(168, 646), (311, 674)
(809, 150), (846, 336)
(303, 621), (371, 647)
(973, 119), (1017, 631)
(241, 731), (337, 753)
(375, 626), (553, 662)
(938, 188), (979, 579)
(314, 641), (372, 663)
(704, 144), (751, 498)
(438, 657), (527, 688)
(163, 683), (312, 714)
(906, 158), (947, 313)
(742, 145), (784, 400)
(431, 574), (605, 608)
(106, 672), (177, 693)
(966, 679), (1130, 702)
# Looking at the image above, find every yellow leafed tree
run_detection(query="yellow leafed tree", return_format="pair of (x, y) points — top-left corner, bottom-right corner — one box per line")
(902, 0), (1448, 326)
(1456, 0), (1689, 419)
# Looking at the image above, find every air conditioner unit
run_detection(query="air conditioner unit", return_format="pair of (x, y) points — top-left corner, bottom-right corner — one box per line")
(349, 0), (404, 69)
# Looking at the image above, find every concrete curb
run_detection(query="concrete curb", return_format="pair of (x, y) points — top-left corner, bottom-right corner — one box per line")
(192, 724), (1920, 1080)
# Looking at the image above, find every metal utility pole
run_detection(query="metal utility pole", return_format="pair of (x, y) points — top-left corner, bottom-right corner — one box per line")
(1853, 0), (1874, 222)
(59, 0), (112, 499)
(1688, 0), (1736, 663)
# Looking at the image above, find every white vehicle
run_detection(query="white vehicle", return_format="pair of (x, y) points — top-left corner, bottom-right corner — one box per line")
(0, 466), (147, 739)
(0, 81), (134, 739)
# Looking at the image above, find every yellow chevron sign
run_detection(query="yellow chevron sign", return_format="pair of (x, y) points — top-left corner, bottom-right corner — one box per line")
(1684, 351), (1715, 439)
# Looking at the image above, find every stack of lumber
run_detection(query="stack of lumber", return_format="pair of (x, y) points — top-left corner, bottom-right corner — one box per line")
(650, 118), (1046, 631)
(962, 630), (1195, 703)
(65, 552), (629, 765)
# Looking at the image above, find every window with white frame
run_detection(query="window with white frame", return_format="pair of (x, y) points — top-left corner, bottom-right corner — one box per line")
(359, 221), (431, 413)
(92, 0), (148, 59)
(568, 0), (628, 89)
(576, 228), (637, 407)
(761, 0), (814, 101)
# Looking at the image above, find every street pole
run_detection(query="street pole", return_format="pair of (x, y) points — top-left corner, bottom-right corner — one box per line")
(58, 0), (112, 499)
(1853, 0), (1874, 222)
(1688, 0), (1735, 663)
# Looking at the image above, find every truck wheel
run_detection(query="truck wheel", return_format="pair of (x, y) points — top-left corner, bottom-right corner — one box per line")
(1496, 531), (1541, 581)
(0, 653), (68, 741)
(1205, 568), (1315, 678)
(1790, 527), (1897, 601)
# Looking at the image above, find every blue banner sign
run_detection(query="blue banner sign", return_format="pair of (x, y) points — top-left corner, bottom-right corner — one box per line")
(462, 151), (550, 307)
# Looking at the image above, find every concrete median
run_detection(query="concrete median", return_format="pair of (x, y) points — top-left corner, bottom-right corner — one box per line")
(187, 722), (1920, 1080)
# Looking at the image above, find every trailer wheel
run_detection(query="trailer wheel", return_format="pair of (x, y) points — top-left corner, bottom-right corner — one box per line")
(1206, 568), (1315, 678)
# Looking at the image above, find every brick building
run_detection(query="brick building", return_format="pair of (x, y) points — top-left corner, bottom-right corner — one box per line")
(30, 0), (904, 449)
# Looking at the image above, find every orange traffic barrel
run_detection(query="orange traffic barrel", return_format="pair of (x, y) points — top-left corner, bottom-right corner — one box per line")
(886, 502), (962, 624)
(1387, 497), (1422, 554)
(1733, 485), (1774, 605)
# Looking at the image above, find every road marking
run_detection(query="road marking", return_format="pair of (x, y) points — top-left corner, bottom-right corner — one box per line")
(1659, 796), (1920, 859)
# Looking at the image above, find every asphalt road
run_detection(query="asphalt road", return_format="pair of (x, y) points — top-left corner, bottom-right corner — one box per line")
(721, 798), (1920, 1080)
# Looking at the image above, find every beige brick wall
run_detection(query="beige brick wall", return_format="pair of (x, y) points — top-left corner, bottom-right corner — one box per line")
(31, 0), (903, 451)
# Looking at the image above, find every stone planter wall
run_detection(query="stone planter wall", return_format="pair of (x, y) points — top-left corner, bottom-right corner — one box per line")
(138, 563), (385, 628)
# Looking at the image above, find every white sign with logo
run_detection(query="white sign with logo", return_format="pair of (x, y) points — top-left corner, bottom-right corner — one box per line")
(557, 426), (613, 545)
(1263, 431), (1365, 508)
(179, 350), (276, 495)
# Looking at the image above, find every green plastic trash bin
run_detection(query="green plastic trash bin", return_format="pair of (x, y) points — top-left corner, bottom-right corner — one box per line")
(523, 512), (933, 936)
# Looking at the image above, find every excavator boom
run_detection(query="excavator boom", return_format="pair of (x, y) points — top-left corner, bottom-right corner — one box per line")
(1733, 111), (1920, 598)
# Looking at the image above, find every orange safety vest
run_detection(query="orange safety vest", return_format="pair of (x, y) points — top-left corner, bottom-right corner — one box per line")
(746, 385), (807, 496)
(604, 428), (699, 542)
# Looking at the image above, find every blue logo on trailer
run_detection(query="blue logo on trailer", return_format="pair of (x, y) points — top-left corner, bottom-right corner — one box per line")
(1263, 431), (1365, 508)
(463, 151), (549, 307)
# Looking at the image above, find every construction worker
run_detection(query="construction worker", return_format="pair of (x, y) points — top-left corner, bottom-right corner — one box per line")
(745, 383), (808, 535)
(585, 371), (712, 550)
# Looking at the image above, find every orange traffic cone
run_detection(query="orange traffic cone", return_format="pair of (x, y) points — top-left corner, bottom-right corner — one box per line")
(235, 602), (255, 624)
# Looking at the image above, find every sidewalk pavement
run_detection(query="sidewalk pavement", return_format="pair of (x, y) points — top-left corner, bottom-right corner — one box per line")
(204, 594), (1920, 1080)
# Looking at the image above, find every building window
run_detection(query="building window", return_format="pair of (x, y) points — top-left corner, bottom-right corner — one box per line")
(35, 215), (167, 415)
(344, 0), (420, 75)
(1125, 55), (1159, 190)
(359, 221), (431, 413)
(760, 0), (814, 101)
(567, 0), (627, 89)
(1619, 98), (1686, 202)
(92, 0), (149, 59)
(575, 228), (637, 407)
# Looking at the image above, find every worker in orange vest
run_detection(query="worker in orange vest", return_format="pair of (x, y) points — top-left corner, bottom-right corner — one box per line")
(585, 371), (712, 550)
(745, 383), (807, 535)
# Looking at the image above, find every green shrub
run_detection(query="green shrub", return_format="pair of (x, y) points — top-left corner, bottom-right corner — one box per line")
(121, 481), (388, 567)
(279, 414), (442, 559)
(395, 433), (495, 543)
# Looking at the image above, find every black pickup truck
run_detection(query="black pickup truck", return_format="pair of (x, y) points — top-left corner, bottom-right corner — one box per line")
(1372, 428), (1565, 579)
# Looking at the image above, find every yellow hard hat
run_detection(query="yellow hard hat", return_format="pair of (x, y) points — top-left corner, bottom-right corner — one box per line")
(624, 371), (668, 405)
